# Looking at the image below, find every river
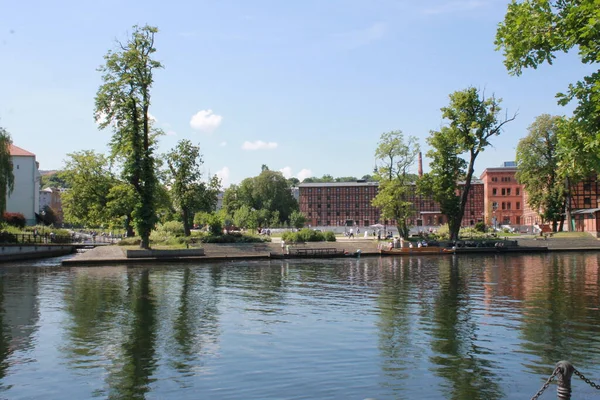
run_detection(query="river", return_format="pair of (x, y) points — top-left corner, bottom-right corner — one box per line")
(0, 252), (599, 399)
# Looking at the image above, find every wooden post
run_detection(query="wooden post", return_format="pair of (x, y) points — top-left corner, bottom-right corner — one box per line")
(556, 360), (574, 399)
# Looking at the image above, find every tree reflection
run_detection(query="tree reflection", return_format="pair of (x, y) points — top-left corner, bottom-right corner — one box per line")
(519, 253), (600, 374)
(107, 269), (158, 399)
(430, 257), (502, 400)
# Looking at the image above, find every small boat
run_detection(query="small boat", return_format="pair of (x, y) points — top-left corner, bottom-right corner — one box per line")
(379, 247), (455, 255)
(270, 248), (361, 259)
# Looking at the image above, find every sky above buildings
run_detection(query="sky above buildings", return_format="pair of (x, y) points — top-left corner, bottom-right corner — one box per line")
(0, 0), (592, 187)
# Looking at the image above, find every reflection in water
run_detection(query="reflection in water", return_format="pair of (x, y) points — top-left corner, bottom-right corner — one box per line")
(0, 253), (599, 399)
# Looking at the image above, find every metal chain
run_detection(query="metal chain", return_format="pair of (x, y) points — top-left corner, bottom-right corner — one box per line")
(574, 368), (600, 390)
(531, 367), (559, 400)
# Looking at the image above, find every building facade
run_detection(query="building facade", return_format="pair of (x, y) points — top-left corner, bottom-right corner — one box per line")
(6, 145), (40, 225)
(480, 163), (525, 229)
(39, 187), (64, 225)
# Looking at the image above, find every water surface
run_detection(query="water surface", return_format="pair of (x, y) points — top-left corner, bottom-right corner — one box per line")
(0, 253), (599, 399)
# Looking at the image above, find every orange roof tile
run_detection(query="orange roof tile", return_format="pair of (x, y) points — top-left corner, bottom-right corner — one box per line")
(9, 144), (35, 157)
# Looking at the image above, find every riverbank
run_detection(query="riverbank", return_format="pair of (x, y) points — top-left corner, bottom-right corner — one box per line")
(59, 235), (600, 266)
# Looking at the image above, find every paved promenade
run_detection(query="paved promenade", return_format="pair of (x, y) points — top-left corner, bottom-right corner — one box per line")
(60, 235), (600, 266)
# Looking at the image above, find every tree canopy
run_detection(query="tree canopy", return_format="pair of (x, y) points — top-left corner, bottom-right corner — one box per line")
(0, 126), (14, 215)
(95, 25), (162, 248)
(516, 114), (566, 230)
(371, 130), (420, 238)
(420, 87), (515, 240)
(496, 0), (600, 171)
(165, 139), (220, 236)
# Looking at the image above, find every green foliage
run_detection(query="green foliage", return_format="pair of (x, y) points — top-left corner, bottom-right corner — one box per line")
(372, 130), (420, 238)
(289, 210), (307, 229)
(40, 171), (69, 189)
(165, 139), (220, 236)
(323, 231), (337, 241)
(474, 221), (486, 232)
(95, 25), (163, 249)
(420, 87), (515, 240)
(515, 114), (566, 228)
(222, 169), (298, 225)
(157, 221), (185, 235)
(39, 205), (58, 226)
(0, 127), (14, 214)
(199, 232), (269, 243)
(496, 0), (600, 171)
(105, 183), (138, 231)
(206, 213), (223, 235)
(281, 228), (331, 243)
(61, 150), (116, 227)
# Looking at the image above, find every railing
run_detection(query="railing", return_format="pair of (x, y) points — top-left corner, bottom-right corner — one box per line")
(531, 361), (600, 399)
(0, 232), (118, 245)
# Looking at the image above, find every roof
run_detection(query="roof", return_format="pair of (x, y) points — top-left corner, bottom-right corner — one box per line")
(9, 144), (35, 157)
(571, 208), (600, 215)
(298, 181), (379, 187)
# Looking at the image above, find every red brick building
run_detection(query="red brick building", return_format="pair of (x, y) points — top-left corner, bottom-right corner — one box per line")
(480, 163), (525, 229)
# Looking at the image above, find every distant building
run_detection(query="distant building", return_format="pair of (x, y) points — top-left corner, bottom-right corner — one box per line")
(6, 145), (40, 225)
(39, 187), (64, 225)
(480, 163), (524, 228)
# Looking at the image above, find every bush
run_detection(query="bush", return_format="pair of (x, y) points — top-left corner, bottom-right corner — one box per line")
(323, 231), (336, 242)
(282, 228), (332, 243)
(2, 212), (26, 228)
(199, 232), (269, 243)
(119, 237), (142, 246)
(474, 221), (486, 232)
(157, 221), (185, 235)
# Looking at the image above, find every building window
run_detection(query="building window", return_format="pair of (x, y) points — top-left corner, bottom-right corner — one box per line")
(502, 202), (506, 210)
(516, 188), (520, 195)
(492, 188), (497, 195)
(507, 202), (511, 210)
(501, 188), (506, 196)
(507, 188), (511, 196)
(584, 197), (592, 206)
(584, 183), (591, 191)
(516, 202), (520, 210)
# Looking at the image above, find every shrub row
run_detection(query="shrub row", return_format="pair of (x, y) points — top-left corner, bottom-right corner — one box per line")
(281, 228), (336, 243)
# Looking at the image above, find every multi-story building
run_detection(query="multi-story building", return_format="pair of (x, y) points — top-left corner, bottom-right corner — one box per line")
(6, 145), (40, 225)
(39, 187), (64, 225)
(298, 179), (484, 230)
(568, 177), (600, 234)
(480, 162), (525, 229)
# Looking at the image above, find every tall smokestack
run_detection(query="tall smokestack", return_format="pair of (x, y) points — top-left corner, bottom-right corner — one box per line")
(418, 152), (423, 177)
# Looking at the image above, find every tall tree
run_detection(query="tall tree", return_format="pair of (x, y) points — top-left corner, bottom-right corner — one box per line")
(0, 127), (14, 215)
(61, 150), (116, 227)
(371, 130), (420, 238)
(165, 139), (220, 236)
(95, 25), (162, 249)
(495, 0), (600, 171)
(420, 88), (516, 240)
(516, 114), (566, 231)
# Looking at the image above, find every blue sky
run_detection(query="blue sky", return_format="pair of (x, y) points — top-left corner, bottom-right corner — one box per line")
(0, 0), (591, 187)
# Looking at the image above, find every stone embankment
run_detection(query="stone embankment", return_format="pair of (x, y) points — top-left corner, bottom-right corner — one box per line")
(59, 235), (600, 266)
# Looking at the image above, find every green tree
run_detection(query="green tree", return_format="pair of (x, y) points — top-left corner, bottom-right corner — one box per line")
(222, 170), (298, 225)
(165, 139), (220, 236)
(62, 150), (116, 227)
(289, 210), (306, 229)
(495, 0), (600, 171)
(105, 183), (138, 234)
(516, 114), (567, 231)
(0, 127), (14, 215)
(372, 130), (420, 238)
(40, 171), (69, 189)
(420, 88), (516, 241)
(95, 25), (162, 249)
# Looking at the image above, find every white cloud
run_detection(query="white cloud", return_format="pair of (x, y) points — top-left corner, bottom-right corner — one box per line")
(422, 0), (487, 15)
(216, 166), (230, 187)
(147, 112), (157, 122)
(166, 130), (177, 136)
(220, 141), (227, 147)
(190, 109), (223, 132)
(279, 166), (293, 178)
(297, 169), (312, 182)
(242, 140), (278, 150)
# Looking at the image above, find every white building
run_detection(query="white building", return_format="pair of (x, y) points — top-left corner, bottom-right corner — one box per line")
(6, 145), (40, 225)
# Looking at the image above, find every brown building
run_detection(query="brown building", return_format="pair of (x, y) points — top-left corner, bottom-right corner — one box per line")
(568, 177), (600, 234)
(298, 180), (484, 229)
(480, 162), (525, 229)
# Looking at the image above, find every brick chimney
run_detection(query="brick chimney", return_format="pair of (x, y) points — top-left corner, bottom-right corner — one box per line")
(418, 152), (423, 177)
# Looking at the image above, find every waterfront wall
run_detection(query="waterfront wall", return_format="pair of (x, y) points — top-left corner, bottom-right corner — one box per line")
(0, 245), (74, 262)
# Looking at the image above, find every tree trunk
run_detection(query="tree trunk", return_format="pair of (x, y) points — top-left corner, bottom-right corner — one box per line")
(182, 208), (191, 236)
